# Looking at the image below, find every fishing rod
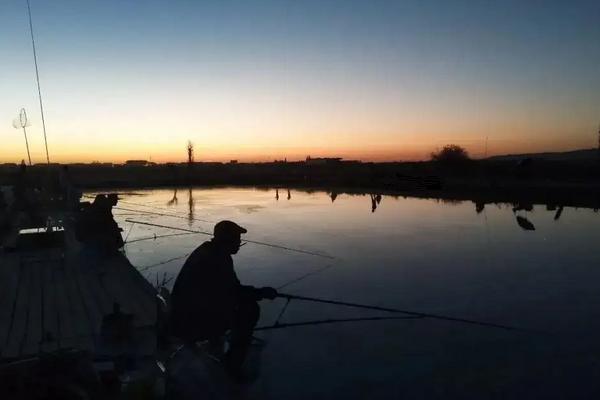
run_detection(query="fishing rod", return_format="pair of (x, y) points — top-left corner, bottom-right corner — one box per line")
(255, 316), (422, 331)
(138, 252), (192, 272)
(82, 194), (214, 223)
(125, 232), (196, 244)
(113, 206), (214, 224)
(276, 264), (335, 290)
(26, 0), (50, 164)
(125, 219), (335, 260)
(276, 293), (544, 334)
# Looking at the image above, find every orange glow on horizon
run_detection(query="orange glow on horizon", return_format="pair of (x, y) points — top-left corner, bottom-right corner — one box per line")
(0, 137), (593, 165)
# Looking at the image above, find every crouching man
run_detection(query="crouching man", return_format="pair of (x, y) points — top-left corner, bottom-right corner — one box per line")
(169, 220), (277, 379)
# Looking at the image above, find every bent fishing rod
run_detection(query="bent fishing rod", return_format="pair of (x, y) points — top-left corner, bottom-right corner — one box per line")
(125, 219), (335, 260)
(275, 293), (546, 334)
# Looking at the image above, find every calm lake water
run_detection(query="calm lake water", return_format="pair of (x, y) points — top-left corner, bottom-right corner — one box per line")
(90, 187), (600, 399)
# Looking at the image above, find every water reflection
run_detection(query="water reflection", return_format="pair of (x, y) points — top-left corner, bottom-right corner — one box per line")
(515, 215), (536, 231)
(369, 193), (382, 213)
(554, 206), (564, 220)
(187, 188), (195, 226)
(329, 191), (338, 202)
(167, 189), (178, 206)
(97, 187), (600, 399)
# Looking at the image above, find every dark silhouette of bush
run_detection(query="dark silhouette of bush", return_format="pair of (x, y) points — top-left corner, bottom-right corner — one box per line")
(431, 145), (470, 163)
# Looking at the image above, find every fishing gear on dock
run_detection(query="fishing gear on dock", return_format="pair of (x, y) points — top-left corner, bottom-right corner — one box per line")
(275, 293), (545, 334)
(124, 219), (335, 259)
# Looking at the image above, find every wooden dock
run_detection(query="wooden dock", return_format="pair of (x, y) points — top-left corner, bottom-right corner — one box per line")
(0, 230), (157, 362)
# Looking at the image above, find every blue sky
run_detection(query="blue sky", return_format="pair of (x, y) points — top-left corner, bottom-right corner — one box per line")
(1, 0), (599, 162)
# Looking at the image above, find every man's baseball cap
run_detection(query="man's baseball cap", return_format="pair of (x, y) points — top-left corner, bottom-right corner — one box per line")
(213, 220), (247, 238)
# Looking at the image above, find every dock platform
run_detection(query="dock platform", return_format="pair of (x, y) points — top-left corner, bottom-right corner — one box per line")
(0, 231), (157, 362)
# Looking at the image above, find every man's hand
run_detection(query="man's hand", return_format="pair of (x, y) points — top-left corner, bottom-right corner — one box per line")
(258, 287), (278, 300)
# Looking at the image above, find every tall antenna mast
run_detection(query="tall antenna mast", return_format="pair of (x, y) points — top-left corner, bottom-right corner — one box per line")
(26, 0), (50, 164)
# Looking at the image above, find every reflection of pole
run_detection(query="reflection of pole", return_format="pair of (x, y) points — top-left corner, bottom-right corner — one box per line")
(26, 0), (50, 164)
(22, 126), (32, 166)
(187, 187), (194, 226)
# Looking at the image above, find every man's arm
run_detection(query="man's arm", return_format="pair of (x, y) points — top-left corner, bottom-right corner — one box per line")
(237, 284), (278, 301)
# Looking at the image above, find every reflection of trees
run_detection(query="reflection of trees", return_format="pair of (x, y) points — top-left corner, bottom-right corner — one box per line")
(475, 201), (485, 214)
(439, 198), (463, 205)
(476, 200), (574, 230)
(167, 189), (178, 206)
(516, 215), (535, 230)
(512, 202), (533, 212)
(554, 206), (564, 221)
(329, 191), (338, 203)
(370, 194), (382, 213)
(187, 188), (194, 226)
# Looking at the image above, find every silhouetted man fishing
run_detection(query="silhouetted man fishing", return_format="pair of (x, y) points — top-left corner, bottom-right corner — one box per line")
(169, 220), (278, 380)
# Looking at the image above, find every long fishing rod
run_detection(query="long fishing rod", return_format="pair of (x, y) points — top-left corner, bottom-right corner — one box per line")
(138, 252), (192, 272)
(26, 0), (50, 164)
(82, 194), (214, 223)
(114, 206), (214, 224)
(125, 219), (335, 260)
(277, 293), (544, 334)
(255, 316), (422, 331)
(125, 232), (196, 244)
(277, 264), (335, 290)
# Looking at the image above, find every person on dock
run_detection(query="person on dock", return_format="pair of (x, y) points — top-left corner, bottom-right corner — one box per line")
(169, 220), (278, 380)
(75, 194), (123, 253)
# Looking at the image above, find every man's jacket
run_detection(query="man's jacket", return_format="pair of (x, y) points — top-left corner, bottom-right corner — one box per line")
(169, 240), (256, 338)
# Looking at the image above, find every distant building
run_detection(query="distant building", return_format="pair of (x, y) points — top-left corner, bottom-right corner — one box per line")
(229, 160), (238, 164)
(125, 160), (150, 166)
(305, 156), (343, 166)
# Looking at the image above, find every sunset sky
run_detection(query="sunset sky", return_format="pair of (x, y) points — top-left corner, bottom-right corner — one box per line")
(1, 0), (599, 164)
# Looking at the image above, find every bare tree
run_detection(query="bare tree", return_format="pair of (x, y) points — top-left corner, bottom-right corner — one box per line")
(187, 141), (194, 164)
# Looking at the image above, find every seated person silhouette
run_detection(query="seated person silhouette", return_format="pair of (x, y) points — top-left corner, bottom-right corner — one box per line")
(169, 220), (277, 379)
